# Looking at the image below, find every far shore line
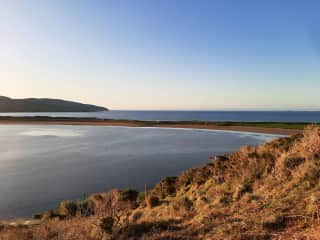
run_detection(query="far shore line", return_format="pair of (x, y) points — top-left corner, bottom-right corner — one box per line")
(0, 116), (308, 135)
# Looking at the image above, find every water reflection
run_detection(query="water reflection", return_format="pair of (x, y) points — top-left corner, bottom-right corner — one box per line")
(0, 125), (280, 219)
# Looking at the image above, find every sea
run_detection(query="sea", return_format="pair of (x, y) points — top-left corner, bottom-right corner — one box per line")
(0, 110), (319, 122)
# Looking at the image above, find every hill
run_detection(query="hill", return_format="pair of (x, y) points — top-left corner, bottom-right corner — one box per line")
(0, 96), (108, 112)
(1, 125), (320, 239)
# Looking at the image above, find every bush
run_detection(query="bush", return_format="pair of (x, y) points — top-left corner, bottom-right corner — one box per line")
(100, 217), (114, 234)
(284, 156), (305, 170)
(240, 182), (253, 194)
(59, 200), (78, 217)
(163, 177), (177, 185)
(180, 197), (193, 210)
(262, 214), (286, 230)
(162, 176), (177, 196)
(132, 211), (143, 222)
(300, 125), (320, 157)
(120, 189), (139, 202)
(154, 176), (177, 198)
(172, 197), (194, 214)
(111, 220), (180, 239)
(32, 213), (42, 220)
(137, 192), (146, 204)
(252, 168), (264, 179)
(41, 210), (60, 220)
(219, 193), (233, 206)
(248, 151), (259, 159)
(235, 181), (253, 200)
(78, 199), (94, 216)
(146, 195), (160, 208)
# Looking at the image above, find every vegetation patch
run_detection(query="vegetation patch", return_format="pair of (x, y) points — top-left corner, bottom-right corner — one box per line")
(59, 200), (78, 217)
(219, 193), (233, 206)
(100, 217), (114, 234)
(146, 195), (160, 208)
(3, 125), (320, 239)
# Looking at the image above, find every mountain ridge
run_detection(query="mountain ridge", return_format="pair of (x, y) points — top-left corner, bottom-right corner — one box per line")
(0, 96), (108, 112)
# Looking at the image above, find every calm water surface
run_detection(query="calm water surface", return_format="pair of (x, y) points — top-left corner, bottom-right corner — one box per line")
(0, 125), (280, 219)
(1, 110), (320, 122)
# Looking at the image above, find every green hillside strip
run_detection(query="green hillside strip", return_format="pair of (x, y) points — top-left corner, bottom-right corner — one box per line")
(213, 122), (315, 130)
(0, 116), (317, 130)
(121, 120), (316, 130)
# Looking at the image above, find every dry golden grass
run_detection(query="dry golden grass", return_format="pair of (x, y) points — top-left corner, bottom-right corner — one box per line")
(1, 125), (320, 239)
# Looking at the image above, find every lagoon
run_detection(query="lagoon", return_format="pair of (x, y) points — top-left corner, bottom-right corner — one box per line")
(0, 125), (279, 219)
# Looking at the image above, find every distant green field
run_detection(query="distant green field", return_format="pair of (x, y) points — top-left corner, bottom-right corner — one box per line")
(0, 116), (318, 130)
(132, 120), (316, 130)
(212, 122), (315, 130)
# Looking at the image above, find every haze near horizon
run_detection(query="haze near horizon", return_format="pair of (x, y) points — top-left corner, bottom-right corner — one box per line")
(1, 0), (320, 110)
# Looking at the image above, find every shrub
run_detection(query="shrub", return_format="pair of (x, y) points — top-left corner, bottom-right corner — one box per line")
(100, 216), (114, 234)
(284, 156), (305, 170)
(137, 192), (146, 204)
(154, 176), (177, 198)
(240, 182), (253, 194)
(252, 167), (264, 179)
(262, 214), (286, 230)
(303, 167), (320, 184)
(164, 176), (177, 183)
(290, 125), (320, 158)
(132, 211), (143, 222)
(248, 151), (259, 159)
(59, 200), (78, 217)
(120, 189), (139, 202)
(162, 176), (177, 196)
(111, 220), (180, 239)
(180, 197), (193, 210)
(32, 213), (42, 220)
(78, 199), (94, 216)
(219, 193), (233, 206)
(172, 196), (194, 214)
(247, 194), (260, 203)
(302, 125), (320, 154)
(146, 195), (160, 208)
(41, 210), (60, 220)
(235, 181), (253, 200)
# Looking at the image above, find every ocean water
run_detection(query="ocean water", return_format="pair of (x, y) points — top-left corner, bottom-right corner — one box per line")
(0, 125), (281, 219)
(0, 110), (320, 122)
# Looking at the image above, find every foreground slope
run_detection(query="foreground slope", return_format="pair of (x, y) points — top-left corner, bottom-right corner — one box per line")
(0, 96), (108, 112)
(1, 126), (320, 240)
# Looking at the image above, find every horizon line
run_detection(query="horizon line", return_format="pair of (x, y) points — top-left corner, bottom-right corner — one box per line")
(109, 109), (320, 112)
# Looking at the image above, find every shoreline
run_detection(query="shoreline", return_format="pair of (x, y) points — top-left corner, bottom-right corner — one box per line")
(0, 117), (308, 226)
(0, 117), (288, 224)
(0, 117), (304, 135)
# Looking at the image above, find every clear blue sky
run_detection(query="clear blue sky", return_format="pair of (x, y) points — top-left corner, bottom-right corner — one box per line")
(1, 0), (320, 110)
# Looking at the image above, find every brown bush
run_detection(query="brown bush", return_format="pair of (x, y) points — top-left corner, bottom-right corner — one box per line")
(291, 125), (320, 158)
(146, 195), (160, 208)
(99, 216), (114, 234)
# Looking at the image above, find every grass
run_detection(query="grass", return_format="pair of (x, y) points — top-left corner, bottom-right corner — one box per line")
(2, 125), (320, 239)
(0, 116), (318, 130)
(119, 189), (139, 202)
(217, 121), (316, 130)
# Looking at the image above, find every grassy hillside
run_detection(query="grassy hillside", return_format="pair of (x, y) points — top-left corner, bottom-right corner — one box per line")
(1, 126), (320, 239)
(0, 96), (108, 112)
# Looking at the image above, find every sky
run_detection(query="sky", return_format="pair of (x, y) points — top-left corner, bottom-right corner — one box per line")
(1, 0), (320, 110)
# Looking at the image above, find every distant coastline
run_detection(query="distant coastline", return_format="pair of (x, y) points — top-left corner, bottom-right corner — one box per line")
(0, 116), (306, 135)
(0, 96), (108, 112)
